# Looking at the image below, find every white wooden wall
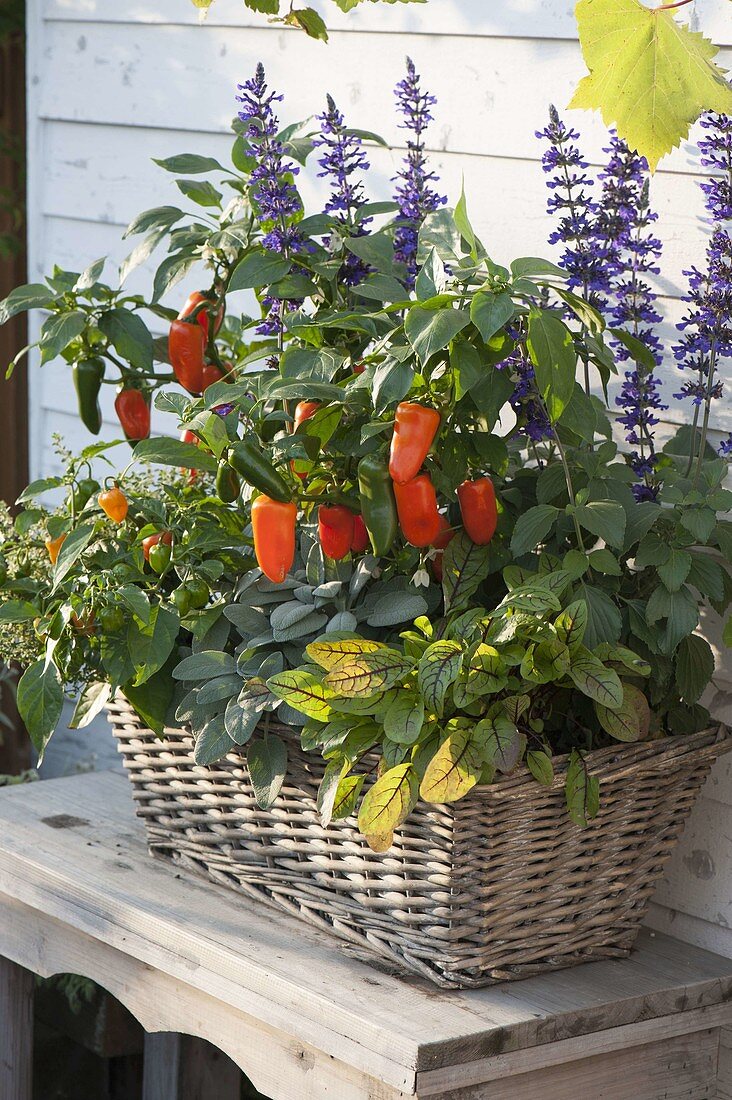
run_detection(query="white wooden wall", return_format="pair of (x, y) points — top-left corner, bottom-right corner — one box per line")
(24, 0), (732, 954)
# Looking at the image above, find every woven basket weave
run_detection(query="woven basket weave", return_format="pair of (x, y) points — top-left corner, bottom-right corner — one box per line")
(108, 696), (730, 988)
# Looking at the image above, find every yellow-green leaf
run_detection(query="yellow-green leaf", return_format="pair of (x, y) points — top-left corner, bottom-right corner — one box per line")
(595, 683), (651, 742)
(570, 0), (732, 171)
(357, 763), (418, 837)
(420, 721), (484, 803)
(324, 648), (413, 698)
(306, 637), (383, 671)
(266, 669), (334, 720)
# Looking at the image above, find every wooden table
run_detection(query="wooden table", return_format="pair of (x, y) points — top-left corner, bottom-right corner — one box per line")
(1, 771), (732, 1100)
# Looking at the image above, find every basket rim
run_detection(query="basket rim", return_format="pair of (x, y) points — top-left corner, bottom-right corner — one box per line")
(107, 693), (730, 795)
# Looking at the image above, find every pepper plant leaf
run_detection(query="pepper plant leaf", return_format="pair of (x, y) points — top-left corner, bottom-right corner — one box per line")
(570, 0), (732, 171)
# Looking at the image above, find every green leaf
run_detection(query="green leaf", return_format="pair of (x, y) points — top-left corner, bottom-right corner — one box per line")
(345, 232), (395, 274)
(266, 669), (334, 720)
(680, 506), (716, 543)
(0, 599), (40, 623)
(365, 591), (429, 628)
(69, 681), (111, 730)
(595, 684), (651, 742)
(576, 582), (623, 649)
(565, 749), (599, 827)
(173, 650), (236, 681)
(358, 763), (418, 837)
(194, 712), (233, 765)
(283, 6), (329, 39)
(130, 605), (180, 687)
(475, 713), (524, 773)
(676, 633), (715, 703)
(154, 153), (224, 174)
(122, 658), (176, 736)
(568, 647), (623, 709)
(53, 524), (95, 589)
(442, 532), (492, 613)
(306, 638), (383, 671)
(527, 749), (554, 786)
(555, 600), (588, 654)
(646, 585), (699, 655)
(453, 182), (477, 257)
(247, 735), (288, 808)
(420, 722), (484, 803)
(153, 252), (198, 302)
(657, 548), (692, 592)
(132, 437), (218, 473)
(510, 504), (559, 556)
(383, 691), (424, 745)
(470, 290), (514, 343)
(176, 178), (222, 208)
(417, 640), (462, 717)
(39, 311), (86, 363)
(229, 250), (291, 292)
(98, 308), (153, 372)
(17, 659), (63, 762)
(404, 305), (470, 364)
(124, 205), (184, 238)
(570, 0), (732, 171)
(324, 649), (413, 697)
(0, 283), (55, 323)
(526, 308), (576, 422)
(575, 501), (626, 549)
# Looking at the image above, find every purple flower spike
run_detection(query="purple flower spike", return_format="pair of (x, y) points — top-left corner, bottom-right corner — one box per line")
(315, 94), (372, 287)
(236, 64), (305, 335)
(392, 57), (446, 287)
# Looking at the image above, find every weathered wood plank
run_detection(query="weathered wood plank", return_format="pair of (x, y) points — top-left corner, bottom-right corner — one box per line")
(716, 1026), (732, 1100)
(0, 771), (732, 1084)
(0, 957), (34, 1100)
(417, 1029), (719, 1100)
(143, 1033), (240, 1100)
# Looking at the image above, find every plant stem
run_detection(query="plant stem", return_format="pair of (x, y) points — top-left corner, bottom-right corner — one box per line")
(553, 431), (587, 551)
(693, 342), (718, 487)
(656, 0), (694, 10)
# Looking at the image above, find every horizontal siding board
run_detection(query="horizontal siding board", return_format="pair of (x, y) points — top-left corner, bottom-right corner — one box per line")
(41, 0), (732, 46)
(33, 20), (732, 173)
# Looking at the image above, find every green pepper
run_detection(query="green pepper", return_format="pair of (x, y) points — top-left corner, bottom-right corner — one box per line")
(185, 577), (209, 609)
(357, 454), (398, 557)
(215, 459), (240, 504)
(149, 542), (171, 574)
(171, 587), (191, 616)
(228, 438), (292, 503)
(100, 606), (125, 633)
(72, 358), (105, 435)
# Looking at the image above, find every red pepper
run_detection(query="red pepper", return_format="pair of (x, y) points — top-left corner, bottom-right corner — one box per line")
(169, 319), (205, 395)
(251, 495), (297, 584)
(179, 428), (199, 483)
(352, 361), (365, 376)
(388, 402), (441, 485)
(318, 505), (355, 561)
(291, 401), (321, 481)
(178, 290), (224, 342)
(394, 473), (441, 548)
(201, 363), (226, 392)
(458, 477), (498, 546)
(114, 387), (151, 441)
(350, 514), (370, 554)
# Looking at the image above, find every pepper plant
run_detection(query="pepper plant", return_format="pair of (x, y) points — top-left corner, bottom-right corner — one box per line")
(0, 62), (730, 845)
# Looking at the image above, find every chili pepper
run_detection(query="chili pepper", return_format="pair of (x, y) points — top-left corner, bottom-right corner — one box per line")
(201, 363), (225, 393)
(171, 587), (191, 616)
(45, 534), (66, 565)
(185, 577), (209, 609)
(178, 290), (224, 342)
(351, 514), (370, 554)
(115, 386), (151, 442)
(98, 487), (128, 524)
(293, 401), (320, 429)
(141, 530), (173, 562)
(318, 505), (355, 561)
(228, 438), (292, 503)
(388, 403), (441, 485)
(394, 473), (441, 548)
(352, 361), (365, 376)
(290, 402), (320, 481)
(169, 319), (205, 395)
(215, 459), (240, 503)
(251, 495), (297, 584)
(148, 542), (171, 574)
(72, 358), (104, 435)
(100, 606), (125, 634)
(179, 428), (200, 483)
(357, 454), (398, 557)
(458, 477), (498, 546)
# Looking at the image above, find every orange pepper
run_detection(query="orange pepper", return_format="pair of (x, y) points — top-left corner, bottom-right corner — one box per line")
(251, 495), (297, 584)
(45, 534), (66, 565)
(457, 477), (498, 546)
(388, 402), (441, 485)
(98, 486), (128, 524)
(393, 473), (441, 548)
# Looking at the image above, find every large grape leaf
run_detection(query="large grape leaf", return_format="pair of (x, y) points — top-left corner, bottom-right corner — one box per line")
(570, 0), (732, 171)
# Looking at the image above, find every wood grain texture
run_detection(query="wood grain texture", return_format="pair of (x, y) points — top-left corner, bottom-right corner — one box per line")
(143, 1033), (240, 1100)
(716, 1026), (732, 1100)
(0, 957), (34, 1100)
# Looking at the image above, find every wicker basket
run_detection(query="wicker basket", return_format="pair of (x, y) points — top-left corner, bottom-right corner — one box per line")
(108, 696), (730, 989)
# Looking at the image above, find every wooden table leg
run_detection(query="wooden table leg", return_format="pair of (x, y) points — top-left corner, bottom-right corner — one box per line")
(0, 956), (34, 1100)
(143, 1032), (240, 1100)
